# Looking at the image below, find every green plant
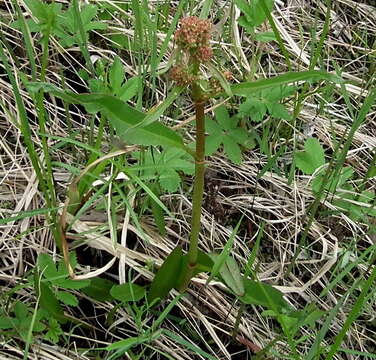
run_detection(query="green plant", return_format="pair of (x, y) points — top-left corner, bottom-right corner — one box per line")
(0, 301), (46, 342)
(235, 0), (276, 42)
(9, 7), (349, 357)
(295, 137), (376, 221)
(28, 15), (344, 308)
(205, 105), (255, 164)
(2, 0), (376, 358)
(11, 0), (107, 49)
(239, 85), (295, 123)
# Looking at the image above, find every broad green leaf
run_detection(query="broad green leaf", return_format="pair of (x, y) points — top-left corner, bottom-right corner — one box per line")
(14, 301), (29, 320)
(367, 166), (376, 178)
(24, 0), (51, 20)
(295, 137), (325, 174)
(78, 94), (185, 150)
(254, 31), (276, 42)
(55, 277), (91, 289)
(239, 97), (267, 122)
(196, 250), (214, 273)
(110, 283), (146, 302)
(278, 314), (299, 336)
(0, 316), (14, 329)
(234, 0), (275, 28)
(56, 291), (78, 306)
(176, 250), (214, 290)
(159, 169), (181, 193)
(237, 16), (253, 33)
(214, 105), (230, 129)
(267, 102), (291, 120)
(206, 117), (222, 135)
(27, 83), (187, 152)
(148, 246), (184, 303)
(229, 71), (343, 97)
(240, 279), (289, 311)
(81, 277), (115, 301)
(118, 76), (139, 102)
(205, 134), (223, 155)
(212, 255), (244, 296)
(264, 85), (296, 101)
(109, 56), (124, 95)
(206, 217), (243, 285)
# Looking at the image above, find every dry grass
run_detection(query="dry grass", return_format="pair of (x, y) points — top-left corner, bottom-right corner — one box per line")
(0, 0), (375, 359)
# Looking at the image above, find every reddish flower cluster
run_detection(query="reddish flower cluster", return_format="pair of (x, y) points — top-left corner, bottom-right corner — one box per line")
(174, 16), (213, 63)
(196, 45), (213, 63)
(169, 65), (197, 86)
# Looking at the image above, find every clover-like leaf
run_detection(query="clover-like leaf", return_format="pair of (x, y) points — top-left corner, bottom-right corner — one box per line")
(131, 148), (194, 192)
(206, 105), (252, 164)
(239, 85), (294, 122)
(45, 318), (63, 344)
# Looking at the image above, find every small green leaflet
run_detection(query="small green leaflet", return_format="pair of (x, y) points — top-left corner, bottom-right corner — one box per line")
(58, 4), (107, 47)
(295, 137), (325, 175)
(239, 85), (295, 122)
(55, 291), (78, 306)
(0, 302), (46, 341)
(37, 253), (90, 289)
(88, 56), (139, 102)
(206, 105), (253, 164)
(254, 31), (276, 42)
(45, 318), (63, 344)
(131, 148), (194, 192)
(235, 0), (275, 29)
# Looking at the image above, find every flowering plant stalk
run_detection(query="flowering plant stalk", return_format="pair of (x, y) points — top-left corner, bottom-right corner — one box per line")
(169, 17), (214, 290)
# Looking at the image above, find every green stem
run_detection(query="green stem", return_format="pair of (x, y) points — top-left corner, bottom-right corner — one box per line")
(178, 84), (206, 291)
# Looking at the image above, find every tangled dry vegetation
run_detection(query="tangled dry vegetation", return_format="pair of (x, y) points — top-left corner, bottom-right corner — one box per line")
(0, 0), (375, 359)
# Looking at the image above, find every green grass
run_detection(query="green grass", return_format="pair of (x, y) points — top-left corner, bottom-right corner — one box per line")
(0, 0), (375, 359)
